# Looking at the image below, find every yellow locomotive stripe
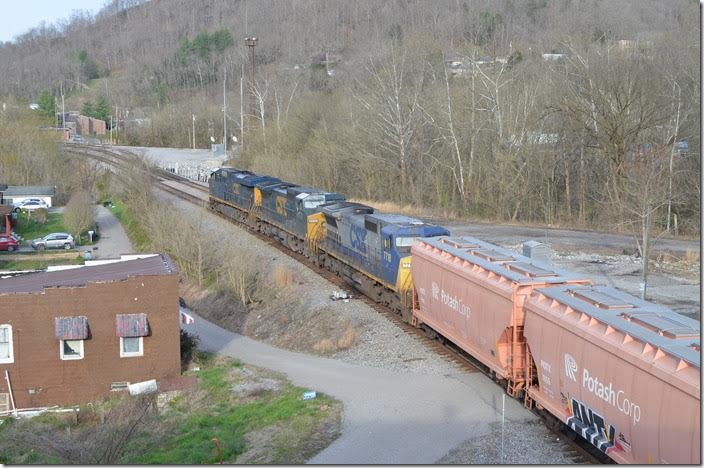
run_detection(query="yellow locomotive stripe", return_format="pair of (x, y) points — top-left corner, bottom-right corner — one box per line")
(210, 195), (299, 238)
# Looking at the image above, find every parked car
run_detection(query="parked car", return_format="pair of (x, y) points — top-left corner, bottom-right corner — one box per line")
(31, 233), (75, 250)
(13, 199), (48, 212)
(0, 235), (19, 252)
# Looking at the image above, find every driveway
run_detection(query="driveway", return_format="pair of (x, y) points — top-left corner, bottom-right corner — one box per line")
(182, 311), (536, 464)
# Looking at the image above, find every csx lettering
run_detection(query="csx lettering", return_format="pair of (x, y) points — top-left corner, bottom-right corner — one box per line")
(350, 224), (367, 253)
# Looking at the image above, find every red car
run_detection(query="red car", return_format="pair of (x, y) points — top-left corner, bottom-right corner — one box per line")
(0, 235), (19, 252)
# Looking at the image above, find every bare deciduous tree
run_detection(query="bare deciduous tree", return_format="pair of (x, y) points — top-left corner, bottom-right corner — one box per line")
(64, 191), (94, 244)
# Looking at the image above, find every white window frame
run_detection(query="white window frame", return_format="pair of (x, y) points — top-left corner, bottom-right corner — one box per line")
(120, 336), (143, 358)
(59, 339), (84, 360)
(0, 324), (14, 364)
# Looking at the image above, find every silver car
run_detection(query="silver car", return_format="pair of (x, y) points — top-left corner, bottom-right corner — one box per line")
(31, 232), (75, 250)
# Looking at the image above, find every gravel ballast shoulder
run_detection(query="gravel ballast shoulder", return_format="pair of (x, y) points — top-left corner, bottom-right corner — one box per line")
(158, 188), (458, 375)
(437, 420), (582, 464)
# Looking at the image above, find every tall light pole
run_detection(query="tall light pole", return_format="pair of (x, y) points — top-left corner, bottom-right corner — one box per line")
(240, 63), (244, 154)
(223, 66), (227, 153)
(245, 36), (257, 129)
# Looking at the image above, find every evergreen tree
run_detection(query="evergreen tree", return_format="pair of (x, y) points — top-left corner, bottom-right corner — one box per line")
(36, 89), (55, 119)
(81, 101), (94, 117)
(93, 96), (110, 121)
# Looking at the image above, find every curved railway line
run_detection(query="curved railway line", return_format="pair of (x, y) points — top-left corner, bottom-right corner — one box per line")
(69, 143), (607, 464)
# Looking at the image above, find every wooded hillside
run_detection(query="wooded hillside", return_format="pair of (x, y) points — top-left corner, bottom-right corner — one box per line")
(0, 0), (699, 236)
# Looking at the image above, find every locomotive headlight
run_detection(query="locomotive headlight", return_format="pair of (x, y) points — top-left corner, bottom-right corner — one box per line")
(402, 262), (411, 268)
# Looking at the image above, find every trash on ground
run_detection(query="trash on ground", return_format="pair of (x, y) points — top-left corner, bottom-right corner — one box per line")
(302, 391), (317, 400)
(331, 290), (352, 302)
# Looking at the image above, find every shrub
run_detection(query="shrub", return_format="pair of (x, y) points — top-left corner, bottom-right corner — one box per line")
(180, 329), (200, 371)
(33, 208), (48, 224)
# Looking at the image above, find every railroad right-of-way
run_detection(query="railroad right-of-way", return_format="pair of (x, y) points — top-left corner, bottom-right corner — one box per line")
(76, 144), (697, 463)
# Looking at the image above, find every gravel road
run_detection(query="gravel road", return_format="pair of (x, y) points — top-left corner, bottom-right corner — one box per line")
(441, 219), (699, 255)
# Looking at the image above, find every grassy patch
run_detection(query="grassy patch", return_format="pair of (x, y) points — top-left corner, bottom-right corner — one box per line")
(123, 356), (337, 464)
(12, 212), (67, 241)
(108, 199), (150, 250)
(12, 211), (97, 246)
(0, 255), (84, 271)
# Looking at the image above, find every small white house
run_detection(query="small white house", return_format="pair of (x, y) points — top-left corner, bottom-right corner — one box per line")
(2, 185), (56, 207)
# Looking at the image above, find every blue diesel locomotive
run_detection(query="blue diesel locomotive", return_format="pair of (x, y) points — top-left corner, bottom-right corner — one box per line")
(209, 167), (448, 314)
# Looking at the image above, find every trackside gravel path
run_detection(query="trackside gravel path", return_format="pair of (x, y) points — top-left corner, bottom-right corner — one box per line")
(182, 312), (537, 464)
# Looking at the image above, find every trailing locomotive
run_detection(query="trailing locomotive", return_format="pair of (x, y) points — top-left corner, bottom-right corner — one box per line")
(208, 167), (700, 464)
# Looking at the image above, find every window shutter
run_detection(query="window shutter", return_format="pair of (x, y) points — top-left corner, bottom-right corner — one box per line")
(115, 313), (149, 337)
(54, 316), (89, 340)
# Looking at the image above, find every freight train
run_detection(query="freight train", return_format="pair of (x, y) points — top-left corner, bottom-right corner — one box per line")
(209, 166), (701, 464)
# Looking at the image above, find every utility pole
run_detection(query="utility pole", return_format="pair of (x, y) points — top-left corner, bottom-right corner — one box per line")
(223, 66), (227, 153)
(113, 106), (119, 144)
(110, 115), (113, 144)
(192, 114), (196, 149)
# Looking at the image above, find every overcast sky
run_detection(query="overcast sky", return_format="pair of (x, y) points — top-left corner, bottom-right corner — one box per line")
(0, 0), (105, 43)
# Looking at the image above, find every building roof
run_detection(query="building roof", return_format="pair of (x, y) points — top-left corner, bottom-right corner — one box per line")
(0, 254), (177, 294)
(3, 185), (56, 197)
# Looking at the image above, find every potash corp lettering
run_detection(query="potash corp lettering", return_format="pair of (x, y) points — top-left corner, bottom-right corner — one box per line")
(440, 288), (471, 318)
(582, 368), (641, 424)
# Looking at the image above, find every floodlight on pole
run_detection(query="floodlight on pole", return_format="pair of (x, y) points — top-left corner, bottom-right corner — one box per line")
(245, 36), (258, 129)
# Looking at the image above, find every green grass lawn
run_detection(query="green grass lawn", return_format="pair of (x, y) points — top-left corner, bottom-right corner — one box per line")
(12, 212), (68, 241)
(12, 210), (98, 246)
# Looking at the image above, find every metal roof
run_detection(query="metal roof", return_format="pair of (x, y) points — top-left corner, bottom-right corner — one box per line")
(321, 202), (374, 218)
(419, 236), (585, 284)
(3, 186), (56, 197)
(535, 284), (700, 367)
(0, 254), (177, 294)
(370, 214), (427, 225)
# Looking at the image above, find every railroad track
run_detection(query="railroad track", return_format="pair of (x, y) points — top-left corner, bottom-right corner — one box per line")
(73, 144), (605, 465)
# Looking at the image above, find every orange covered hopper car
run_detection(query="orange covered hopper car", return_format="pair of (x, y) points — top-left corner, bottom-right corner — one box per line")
(410, 236), (591, 397)
(524, 284), (700, 464)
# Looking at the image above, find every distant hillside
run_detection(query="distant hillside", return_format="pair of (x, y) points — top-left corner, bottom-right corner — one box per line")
(0, 0), (696, 100)
(0, 0), (699, 237)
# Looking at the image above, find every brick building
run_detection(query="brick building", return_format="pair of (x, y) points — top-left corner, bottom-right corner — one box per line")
(0, 254), (181, 410)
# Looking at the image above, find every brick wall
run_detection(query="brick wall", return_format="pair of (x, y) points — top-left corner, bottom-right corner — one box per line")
(0, 274), (181, 408)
